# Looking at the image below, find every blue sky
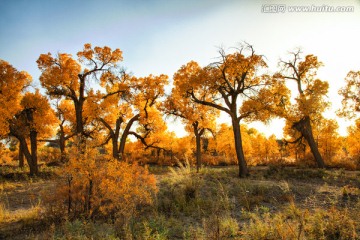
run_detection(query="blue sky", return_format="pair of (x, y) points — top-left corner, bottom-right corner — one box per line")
(1, 0), (359, 137)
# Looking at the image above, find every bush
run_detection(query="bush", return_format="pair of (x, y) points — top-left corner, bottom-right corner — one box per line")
(305, 207), (357, 239)
(43, 149), (158, 224)
(38, 147), (61, 164)
(328, 157), (358, 170)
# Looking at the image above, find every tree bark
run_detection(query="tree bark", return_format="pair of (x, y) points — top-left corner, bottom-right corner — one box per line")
(119, 114), (139, 160)
(72, 75), (86, 153)
(76, 75), (86, 136)
(17, 136), (38, 176)
(29, 129), (38, 175)
(193, 122), (202, 173)
(59, 124), (66, 162)
(231, 117), (248, 177)
(112, 136), (119, 159)
(10, 108), (38, 175)
(75, 102), (83, 135)
(293, 116), (326, 168)
(99, 117), (122, 160)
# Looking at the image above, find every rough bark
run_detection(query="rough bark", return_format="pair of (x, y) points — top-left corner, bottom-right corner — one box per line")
(29, 128), (38, 175)
(231, 117), (248, 177)
(119, 114), (139, 159)
(11, 109), (39, 175)
(59, 124), (66, 162)
(99, 117), (121, 159)
(193, 122), (202, 173)
(112, 137), (119, 159)
(293, 116), (326, 168)
(75, 75), (86, 136)
(17, 136), (38, 176)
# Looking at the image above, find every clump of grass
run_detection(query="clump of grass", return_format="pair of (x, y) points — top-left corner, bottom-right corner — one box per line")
(241, 203), (359, 240)
(0, 202), (42, 224)
(141, 215), (169, 240)
(183, 215), (239, 240)
(306, 206), (358, 239)
(52, 220), (119, 239)
(157, 158), (202, 217)
(341, 185), (360, 201)
(168, 158), (193, 181)
(0, 203), (10, 222)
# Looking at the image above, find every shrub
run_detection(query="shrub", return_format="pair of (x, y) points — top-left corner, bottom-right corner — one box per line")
(43, 148), (158, 224)
(328, 157), (358, 170)
(305, 207), (357, 239)
(38, 147), (61, 164)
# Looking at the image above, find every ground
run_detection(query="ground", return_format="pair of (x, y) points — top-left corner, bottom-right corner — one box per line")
(0, 165), (360, 239)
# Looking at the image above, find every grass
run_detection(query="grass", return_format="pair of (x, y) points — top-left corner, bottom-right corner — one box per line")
(0, 203), (42, 224)
(1, 164), (360, 239)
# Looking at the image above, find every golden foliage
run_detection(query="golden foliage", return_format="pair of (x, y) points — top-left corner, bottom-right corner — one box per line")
(276, 52), (330, 123)
(37, 53), (81, 97)
(45, 148), (157, 220)
(20, 90), (58, 138)
(0, 60), (32, 136)
(339, 70), (360, 118)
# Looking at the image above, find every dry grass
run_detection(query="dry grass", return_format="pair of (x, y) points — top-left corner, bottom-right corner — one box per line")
(0, 203), (42, 224)
(0, 165), (359, 239)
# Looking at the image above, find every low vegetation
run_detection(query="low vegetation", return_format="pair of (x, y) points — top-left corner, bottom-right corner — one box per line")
(1, 161), (359, 239)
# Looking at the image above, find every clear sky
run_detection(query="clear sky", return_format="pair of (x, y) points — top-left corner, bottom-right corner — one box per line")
(1, 0), (359, 137)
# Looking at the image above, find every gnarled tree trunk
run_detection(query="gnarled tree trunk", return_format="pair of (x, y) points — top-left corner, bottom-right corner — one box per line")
(119, 114), (139, 160)
(29, 128), (38, 175)
(17, 135), (38, 176)
(232, 118), (248, 177)
(293, 116), (325, 168)
(192, 121), (204, 173)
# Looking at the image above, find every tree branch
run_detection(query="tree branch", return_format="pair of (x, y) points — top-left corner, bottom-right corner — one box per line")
(188, 90), (231, 115)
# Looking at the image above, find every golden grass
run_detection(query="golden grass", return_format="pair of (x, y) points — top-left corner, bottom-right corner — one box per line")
(0, 202), (42, 224)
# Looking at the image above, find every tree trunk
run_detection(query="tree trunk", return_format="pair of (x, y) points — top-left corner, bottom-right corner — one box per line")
(195, 133), (201, 173)
(112, 136), (119, 159)
(10, 108), (38, 175)
(74, 97), (85, 153)
(76, 75), (86, 137)
(29, 129), (38, 176)
(59, 125), (66, 162)
(293, 116), (326, 168)
(231, 118), (248, 177)
(67, 175), (72, 215)
(75, 102), (84, 136)
(193, 123), (202, 173)
(119, 114), (139, 160)
(99, 117), (121, 160)
(18, 136), (37, 176)
(18, 143), (24, 168)
(85, 179), (93, 218)
(24, 108), (38, 176)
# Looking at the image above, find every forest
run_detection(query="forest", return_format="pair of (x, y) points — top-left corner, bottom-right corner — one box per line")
(0, 43), (360, 239)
